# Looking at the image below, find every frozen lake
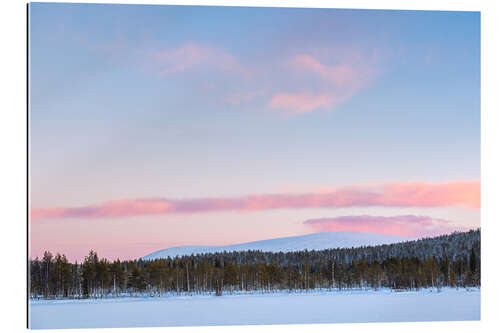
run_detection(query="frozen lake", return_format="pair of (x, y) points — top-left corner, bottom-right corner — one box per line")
(29, 288), (480, 329)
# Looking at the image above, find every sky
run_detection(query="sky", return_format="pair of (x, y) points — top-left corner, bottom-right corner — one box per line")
(29, 3), (480, 261)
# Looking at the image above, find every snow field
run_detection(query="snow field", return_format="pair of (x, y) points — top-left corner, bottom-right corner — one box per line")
(29, 288), (480, 329)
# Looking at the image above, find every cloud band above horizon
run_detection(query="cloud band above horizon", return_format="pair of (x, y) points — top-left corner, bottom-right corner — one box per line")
(304, 214), (462, 237)
(31, 181), (480, 221)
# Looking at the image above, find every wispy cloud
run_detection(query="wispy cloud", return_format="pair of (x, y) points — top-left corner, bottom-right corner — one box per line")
(141, 42), (377, 115)
(31, 181), (479, 221)
(289, 55), (360, 86)
(304, 215), (462, 237)
(267, 54), (374, 114)
(149, 43), (245, 76)
(268, 92), (337, 114)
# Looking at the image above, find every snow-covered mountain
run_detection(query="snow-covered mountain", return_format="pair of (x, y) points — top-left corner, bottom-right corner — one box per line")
(142, 232), (410, 260)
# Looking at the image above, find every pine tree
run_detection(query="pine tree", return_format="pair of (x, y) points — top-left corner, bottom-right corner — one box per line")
(29, 229), (480, 298)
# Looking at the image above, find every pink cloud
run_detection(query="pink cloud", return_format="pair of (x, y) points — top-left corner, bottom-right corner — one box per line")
(31, 181), (480, 221)
(304, 215), (463, 238)
(290, 55), (359, 86)
(268, 92), (338, 114)
(145, 45), (375, 115)
(267, 54), (373, 114)
(377, 181), (480, 210)
(150, 43), (243, 75)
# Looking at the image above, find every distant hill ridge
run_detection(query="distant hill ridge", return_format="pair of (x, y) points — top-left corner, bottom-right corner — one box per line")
(142, 232), (411, 260)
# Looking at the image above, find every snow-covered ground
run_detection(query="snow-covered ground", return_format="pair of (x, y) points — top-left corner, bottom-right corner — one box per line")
(29, 288), (480, 329)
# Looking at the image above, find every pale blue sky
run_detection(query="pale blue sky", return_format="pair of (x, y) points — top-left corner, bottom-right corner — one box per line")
(29, 3), (480, 260)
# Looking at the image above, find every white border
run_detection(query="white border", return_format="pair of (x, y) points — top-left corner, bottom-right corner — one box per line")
(1, 0), (499, 332)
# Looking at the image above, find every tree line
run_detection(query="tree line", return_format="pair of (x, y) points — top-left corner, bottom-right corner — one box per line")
(29, 229), (480, 299)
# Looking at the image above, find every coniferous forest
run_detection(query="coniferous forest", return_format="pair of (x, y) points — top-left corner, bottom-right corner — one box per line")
(29, 229), (480, 299)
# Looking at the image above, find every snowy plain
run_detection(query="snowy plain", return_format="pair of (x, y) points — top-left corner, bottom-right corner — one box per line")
(29, 288), (480, 329)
